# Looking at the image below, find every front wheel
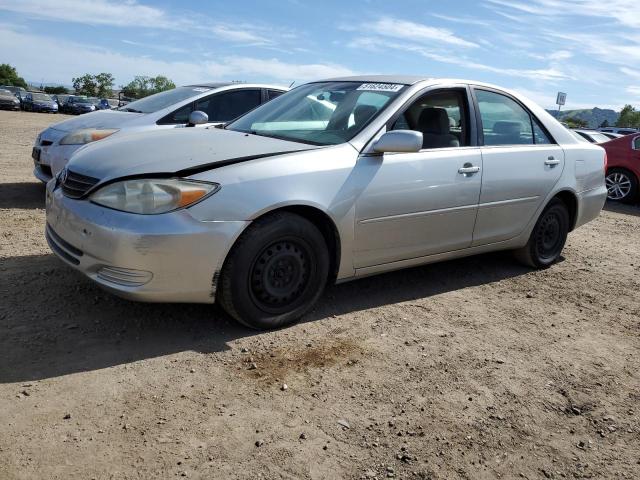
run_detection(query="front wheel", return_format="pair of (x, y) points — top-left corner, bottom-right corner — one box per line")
(514, 199), (569, 268)
(606, 169), (638, 204)
(218, 212), (330, 330)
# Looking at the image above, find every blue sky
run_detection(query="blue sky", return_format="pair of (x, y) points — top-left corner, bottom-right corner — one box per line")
(1, 0), (639, 110)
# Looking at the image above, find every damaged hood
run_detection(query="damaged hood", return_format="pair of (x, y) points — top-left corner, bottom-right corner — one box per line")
(66, 127), (320, 182)
(50, 110), (146, 132)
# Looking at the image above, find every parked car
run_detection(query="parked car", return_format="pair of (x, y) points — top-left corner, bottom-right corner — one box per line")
(22, 92), (58, 113)
(600, 132), (623, 140)
(0, 85), (27, 97)
(96, 98), (118, 110)
(599, 127), (639, 135)
(602, 133), (640, 203)
(45, 76), (607, 330)
(59, 96), (96, 115)
(0, 88), (21, 110)
(33, 83), (287, 182)
(572, 129), (612, 144)
(52, 94), (71, 109)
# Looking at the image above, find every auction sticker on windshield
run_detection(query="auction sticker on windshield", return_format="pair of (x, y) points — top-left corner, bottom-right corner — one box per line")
(357, 83), (404, 92)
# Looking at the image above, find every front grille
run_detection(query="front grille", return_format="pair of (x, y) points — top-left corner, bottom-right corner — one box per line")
(61, 170), (100, 199)
(97, 266), (153, 287)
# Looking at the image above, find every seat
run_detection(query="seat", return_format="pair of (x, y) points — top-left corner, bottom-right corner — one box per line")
(350, 105), (378, 132)
(490, 121), (523, 145)
(418, 107), (460, 149)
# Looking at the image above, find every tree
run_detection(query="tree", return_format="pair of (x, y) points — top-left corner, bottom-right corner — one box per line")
(616, 105), (640, 128)
(565, 117), (588, 129)
(72, 72), (114, 97)
(121, 75), (176, 99)
(44, 86), (69, 95)
(0, 64), (27, 88)
(599, 119), (610, 128)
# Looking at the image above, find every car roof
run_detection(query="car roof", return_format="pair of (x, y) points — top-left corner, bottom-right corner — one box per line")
(184, 82), (287, 90)
(318, 75), (504, 89)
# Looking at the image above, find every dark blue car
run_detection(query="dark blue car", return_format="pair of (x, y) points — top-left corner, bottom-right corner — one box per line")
(60, 96), (96, 115)
(22, 92), (59, 113)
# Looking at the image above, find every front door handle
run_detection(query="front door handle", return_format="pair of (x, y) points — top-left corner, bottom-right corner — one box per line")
(545, 156), (560, 166)
(458, 164), (480, 175)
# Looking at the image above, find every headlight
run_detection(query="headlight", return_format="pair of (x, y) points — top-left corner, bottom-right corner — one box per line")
(59, 129), (118, 145)
(90, 178), (220, 214)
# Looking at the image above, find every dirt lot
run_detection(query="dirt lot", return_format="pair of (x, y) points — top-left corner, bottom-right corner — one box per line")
(0, 110), (639, 480)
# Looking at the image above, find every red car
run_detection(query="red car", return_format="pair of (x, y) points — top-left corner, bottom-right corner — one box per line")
(602, 133), (640, 203)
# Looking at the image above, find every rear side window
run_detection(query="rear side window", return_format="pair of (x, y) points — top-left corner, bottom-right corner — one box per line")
(266, 89), (284, 101)
(475, 89), (555, 146)
(197, 89), (262, 122)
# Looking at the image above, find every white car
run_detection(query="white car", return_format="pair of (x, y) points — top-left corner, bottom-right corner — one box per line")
(32, 83), (287, 182)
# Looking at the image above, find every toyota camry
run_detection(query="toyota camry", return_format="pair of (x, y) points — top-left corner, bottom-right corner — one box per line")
(45, 76), (607, 330)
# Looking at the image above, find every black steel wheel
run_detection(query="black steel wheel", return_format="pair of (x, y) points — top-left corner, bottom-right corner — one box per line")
(218, 212), (329, 330)
(514, 198), (569, 268)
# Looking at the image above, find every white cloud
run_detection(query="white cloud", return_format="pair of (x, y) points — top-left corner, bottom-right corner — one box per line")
(369, 17), (478, 48)
(627, 86), (640, 99)
(0, 26), (353, 86)
(430, 14), (491, 27)
(0, 0), (279, 46)
(485, 0), (640, 28)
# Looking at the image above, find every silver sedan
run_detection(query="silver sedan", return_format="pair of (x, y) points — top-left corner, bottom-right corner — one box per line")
(45, 76), (607, 329)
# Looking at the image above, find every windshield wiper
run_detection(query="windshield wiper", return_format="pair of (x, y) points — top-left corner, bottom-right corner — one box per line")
(120, 107), (143, 113)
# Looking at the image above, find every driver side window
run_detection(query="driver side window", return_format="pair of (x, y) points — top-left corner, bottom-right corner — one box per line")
(391, 89), (469, 149)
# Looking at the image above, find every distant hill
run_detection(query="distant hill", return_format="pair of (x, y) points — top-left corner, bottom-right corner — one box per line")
(546, 107), (619, 128)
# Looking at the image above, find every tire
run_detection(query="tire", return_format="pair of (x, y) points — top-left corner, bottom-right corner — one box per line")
(514, 198), (569, 269)
(218, 212), (330, 330)
(606, 168), (638, 204)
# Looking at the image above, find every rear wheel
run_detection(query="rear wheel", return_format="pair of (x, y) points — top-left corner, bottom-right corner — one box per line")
(606, 168), (638, 204)
(515, 198), (569, 268)
(218, 212), (329, 330)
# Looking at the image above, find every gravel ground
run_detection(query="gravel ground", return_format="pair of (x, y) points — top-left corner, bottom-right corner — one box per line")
(0, 110), (639, 480)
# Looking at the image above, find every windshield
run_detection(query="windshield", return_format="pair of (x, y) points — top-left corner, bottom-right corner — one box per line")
(69, 96), (90, 104)
(32, 93), (51, 101)
(227, 81), (406, 145)
(588, 132), (611, 143)
(117, 86), (212, 114)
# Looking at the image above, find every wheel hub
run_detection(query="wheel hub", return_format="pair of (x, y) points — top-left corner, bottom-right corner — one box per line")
(606, 172), (631, 200)
(250, 240), (310, 310)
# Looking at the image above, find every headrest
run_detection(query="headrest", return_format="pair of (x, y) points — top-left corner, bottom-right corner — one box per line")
(418, 108), (450, 134)
(353, 105), (377, 126)
(493, 121), (522, 135)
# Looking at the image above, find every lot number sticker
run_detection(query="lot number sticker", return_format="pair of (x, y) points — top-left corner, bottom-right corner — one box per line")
(357, 83), (404, 92)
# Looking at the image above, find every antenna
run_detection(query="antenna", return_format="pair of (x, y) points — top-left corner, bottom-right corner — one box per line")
(289, 81), (295, 88)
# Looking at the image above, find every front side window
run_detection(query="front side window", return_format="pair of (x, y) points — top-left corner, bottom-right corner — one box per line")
(118, 86), (212, 114)
(633, 136), (640, 150)
(196, 89), (262, 122)
(158, 104), (192, 124)
(391, 89), (469, 149)
(227, 81), (406, 146)
(476, 90), (543, 146)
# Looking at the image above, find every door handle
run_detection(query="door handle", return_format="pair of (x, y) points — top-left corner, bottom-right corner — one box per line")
(458, 165), (480, 175)
(545, 156), (560, 166)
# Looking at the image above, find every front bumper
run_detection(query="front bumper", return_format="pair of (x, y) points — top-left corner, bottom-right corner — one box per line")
(35, 140), (82, 180)
(45, 183), (248, 303)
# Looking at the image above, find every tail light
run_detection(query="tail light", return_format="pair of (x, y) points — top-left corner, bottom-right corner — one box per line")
(603, 151), (608, 173)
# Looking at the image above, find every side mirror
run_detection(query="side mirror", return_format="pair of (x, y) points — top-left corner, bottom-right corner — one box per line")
(373, 130), (423, 153)
(187, 110), (208, 127)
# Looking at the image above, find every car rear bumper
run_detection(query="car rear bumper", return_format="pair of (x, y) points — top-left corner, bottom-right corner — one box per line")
(45, 183), (248, 303)
(575, 184), (607, 229)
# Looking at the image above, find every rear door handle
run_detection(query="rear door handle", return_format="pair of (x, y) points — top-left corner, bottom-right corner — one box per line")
(545, 156), (560, 166)
(458, 165), (480, 175)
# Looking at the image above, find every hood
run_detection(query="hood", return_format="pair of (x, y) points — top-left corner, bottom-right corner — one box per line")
(50, 110), (145, 132)
(67, 127), (321, 183)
